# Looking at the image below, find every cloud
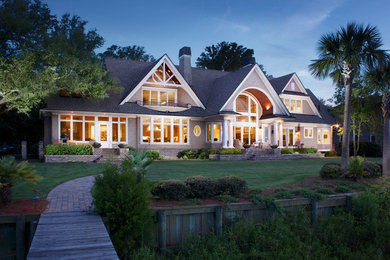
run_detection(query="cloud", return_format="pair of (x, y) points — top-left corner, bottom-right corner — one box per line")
(297, 69), (311, 77)
(214, 18), (250, 33)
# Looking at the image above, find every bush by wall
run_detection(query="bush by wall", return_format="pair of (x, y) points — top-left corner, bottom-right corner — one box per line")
(92, 163), (152, 258)
(282, 148), (317, 154)
(177, 150), (197, 159)
(320, 163), (342, 179)
(45, 144), (93, 155)
(185, 176), (217, 198)
(324, 151), (339, 157)
(218, 148), (243, 155)
(217, 176), (247, 197)
(151, 180), (189, 200)
(146, 150), (160, 160)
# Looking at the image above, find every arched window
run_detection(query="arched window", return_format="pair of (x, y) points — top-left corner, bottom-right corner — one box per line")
(233, 93), (258, 145)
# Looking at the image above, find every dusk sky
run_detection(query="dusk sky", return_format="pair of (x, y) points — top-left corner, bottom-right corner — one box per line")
(48, 0), (390, 102)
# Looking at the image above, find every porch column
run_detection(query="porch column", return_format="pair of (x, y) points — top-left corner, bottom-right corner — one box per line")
(273, 121), (278, 145)
(279, 122), (283, 147)
(261, 124), (265, 142)
(222, 119), (228, 148)
(229, 120), (234, 148)
(267, 124), (271, 143)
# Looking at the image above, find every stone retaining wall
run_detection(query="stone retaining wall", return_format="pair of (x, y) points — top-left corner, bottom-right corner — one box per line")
(209, 152), (324, 161)
(44, 148), (102, 163)
(209, 154), (246, 161)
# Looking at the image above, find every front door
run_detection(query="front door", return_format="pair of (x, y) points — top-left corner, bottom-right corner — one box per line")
(282, 128), (295, 147)
(97, 122), (111, 148)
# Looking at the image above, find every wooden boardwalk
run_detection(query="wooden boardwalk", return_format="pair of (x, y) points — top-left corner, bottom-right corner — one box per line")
(27, 176), (118, 259)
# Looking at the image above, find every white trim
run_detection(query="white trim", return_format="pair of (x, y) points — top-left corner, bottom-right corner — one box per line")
(141, 86), (177, 106)
(281, 73), (308, 95)
(303, 127), (313, 138)
(119, 55), (205, 109)
(219, 65), (290, 116)
(193, 125), (201, 137)
(279, 94), (321, 117)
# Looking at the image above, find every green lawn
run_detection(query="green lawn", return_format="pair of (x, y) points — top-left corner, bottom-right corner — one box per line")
(12, 158), (382, 200)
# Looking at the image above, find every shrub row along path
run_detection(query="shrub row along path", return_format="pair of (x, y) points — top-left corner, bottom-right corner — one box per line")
(27, 176), (119, 259)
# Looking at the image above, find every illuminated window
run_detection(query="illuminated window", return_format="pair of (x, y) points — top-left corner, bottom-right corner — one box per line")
(283, 98), (302, 113)
(193, 125), (201, 136)
(317, 128), (330, 144)
(141, 117), (189, 144)
(317, 129), (322, 143)
(304, 127), (313, 138)
(142, 88), (177, 106)
(206, 123), (222, 143)
(233, 93), (258, 145)
(323, 129), (329, 144)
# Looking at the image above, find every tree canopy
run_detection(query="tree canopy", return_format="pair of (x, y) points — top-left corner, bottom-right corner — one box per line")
(0, 0), (116, 114)
(99, 45), (155, 62)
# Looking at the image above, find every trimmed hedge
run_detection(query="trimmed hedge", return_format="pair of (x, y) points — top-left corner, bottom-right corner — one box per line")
(151, 180), (188, 200)
(185, 176), (217, 198)
(320, 163), (342, 179)
(45, 144), (93, 155)
(217, 176), (247, 197)
(282, 148), (317, 154)
(219, 148), (242, 155)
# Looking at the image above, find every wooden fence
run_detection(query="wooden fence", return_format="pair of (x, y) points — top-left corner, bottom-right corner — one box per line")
(152, 193), (355, 251)
(0, 214), (40, 260)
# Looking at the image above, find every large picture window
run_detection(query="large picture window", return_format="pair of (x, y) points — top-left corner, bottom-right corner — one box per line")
(141, 117), (189, 144)
(142, 87), (177, 106)
(304, 127), (313, 138)
(59, 115), (126, 143)
(317, 128), (330, 144)
(233, 93), (258, 145)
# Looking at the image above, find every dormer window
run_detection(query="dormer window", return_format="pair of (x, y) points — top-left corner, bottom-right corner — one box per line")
(283, 98), (302, 113)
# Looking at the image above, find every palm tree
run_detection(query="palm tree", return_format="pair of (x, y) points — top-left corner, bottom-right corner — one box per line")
(365, 61), (390, 176)
(309, 23), (387, 172)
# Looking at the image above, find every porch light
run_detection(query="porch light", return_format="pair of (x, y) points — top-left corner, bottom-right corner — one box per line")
(266, 105), (271, 110)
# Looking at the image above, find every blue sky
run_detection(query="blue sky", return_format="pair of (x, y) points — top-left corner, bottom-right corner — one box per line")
(48, 0), (390, 102)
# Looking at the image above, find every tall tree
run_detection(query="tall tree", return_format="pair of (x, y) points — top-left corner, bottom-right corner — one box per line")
(0, 0), (116, 114)
(99, 45), (155, 62)
(196, 41), (254, 72)
(309, 23), (387, 172)
(365, 61), (390, 176)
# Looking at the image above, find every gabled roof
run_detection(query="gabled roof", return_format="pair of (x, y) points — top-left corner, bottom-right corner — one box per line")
(269, 73), (295, 94)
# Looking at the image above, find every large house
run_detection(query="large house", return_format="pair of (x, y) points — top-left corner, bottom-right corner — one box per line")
(42, 47), (336, 157)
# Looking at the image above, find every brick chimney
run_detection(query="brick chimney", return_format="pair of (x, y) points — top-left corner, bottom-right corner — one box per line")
(179, 46), (192, 85)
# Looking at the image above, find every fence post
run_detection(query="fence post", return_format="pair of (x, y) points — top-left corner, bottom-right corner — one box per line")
(38, 141), (44, 161)
(157, 210), (166, 252)
(311, 199), (318, 224)
(215, 206), (223, 235)
(15, 215), (26, 260)
(21, 141), (27, 160)
(346, 195), (353, 210)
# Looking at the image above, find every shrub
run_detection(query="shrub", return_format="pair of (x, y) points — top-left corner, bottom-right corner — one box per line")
(151, 180), (188, 200)
(275, 189), (294, 199)
(293, 189), (326, 200)
(196, 148), (219, 159)
(281, 148), (294, 154)
(45, 144), (93, 155)
(177, 149), (197, 159)
(217, 176), (247, 197)
(324, 150), (339, 157)
(250, 188), (263, 195)
(363, 161), (382, 178)
(347, 156), (365, 178)
(92, 163), (152, 258)
(0, 156), (41, 206)
(217, 194), (238, 203)
(185, 176), (217, 198)
(128, 146), (136, 152)
(218, 148), (242, 155)
(294, 148), (317, 154)
(320, 163), (342, 179)
(122, 150), (153, 179)
(315, 187), (335, 195)
(335, 185), (352, 193)
(146, 150), (160, 160)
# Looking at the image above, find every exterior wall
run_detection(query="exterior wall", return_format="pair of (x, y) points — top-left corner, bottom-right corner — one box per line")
(302, 100), (315, 114)
(43, 113), (52, 146)
(223, 71), (286, 115)
(284, 78), (300, 92)
(127, 118), (137, 148)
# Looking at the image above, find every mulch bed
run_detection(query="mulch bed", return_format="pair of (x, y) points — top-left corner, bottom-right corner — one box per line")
(0, 199), (48, 215)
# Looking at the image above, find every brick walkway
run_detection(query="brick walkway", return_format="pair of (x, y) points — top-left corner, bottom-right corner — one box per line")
(45, 175), (95, 213)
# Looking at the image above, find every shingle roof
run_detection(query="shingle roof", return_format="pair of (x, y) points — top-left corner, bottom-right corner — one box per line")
(44, 57), (335, 124)
(268, 73), (294, 94)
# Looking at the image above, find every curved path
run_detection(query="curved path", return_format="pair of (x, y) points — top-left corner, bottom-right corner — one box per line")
(28, 175), (118, 259)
